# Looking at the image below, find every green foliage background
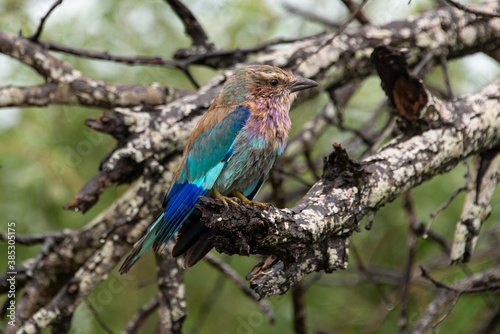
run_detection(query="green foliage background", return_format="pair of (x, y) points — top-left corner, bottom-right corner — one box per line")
(0, 0), (499, 333)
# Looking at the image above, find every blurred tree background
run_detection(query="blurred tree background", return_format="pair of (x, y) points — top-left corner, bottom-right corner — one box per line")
(1, 0), (499, 333)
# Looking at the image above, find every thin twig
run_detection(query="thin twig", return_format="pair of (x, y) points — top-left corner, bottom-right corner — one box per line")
(420, 266), (457, 291)
(340, 0), (371, 25)
(313, 0), (370, 53)
(188, 270), (227, 334)
(424, 160), (469, 237)
(302, 273), (323, 290)
(285, 100), (338, 162)
(183, 67), (200, 89)
(27, 0), (63, 42)
(422, 266), (500, 293)
(38, 34), (325, 70)
(411, 49), (438, 76)
(204, 253), (275, 323)
(165, 0), (211, 48)
(336, 122), (374, 146)
(269, 168), (287, 208)
(26, 237), (55, 277)
(351, 244), (393, 307)
(440, 53), (456, 99)
(424, 185), (466, 237)
(399, 191), (419, 332)
(121, 295), (160, 334)
(443, 0), (500, 18)
(360, 117), (396, 160)
(430, 291), (461, 333)
(272, 165), (315, 188)
(411, 222), (451, 254)
(85, 299), (115, 334)
(100, 217), (130, 243)
(345, 98), (389, 159)
(410, 266), (500, 332)
(292, 282), (307, 334)
(0, 231), (69, 245)
(333, 0), (369, 37)
(38, 40), (179, 67)
(303, 148), (321, 181)
(420, 267), (498, 294)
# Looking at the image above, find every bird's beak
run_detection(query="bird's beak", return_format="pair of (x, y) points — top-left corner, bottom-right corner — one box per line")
(290, 77), (318, 93)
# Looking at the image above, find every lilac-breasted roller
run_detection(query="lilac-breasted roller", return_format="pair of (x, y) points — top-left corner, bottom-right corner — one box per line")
(119, 65), (317, 273)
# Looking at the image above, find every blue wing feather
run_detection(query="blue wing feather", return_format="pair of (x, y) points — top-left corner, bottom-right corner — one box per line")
(186, 106), (250, 182)
(119, 106), (250, 273)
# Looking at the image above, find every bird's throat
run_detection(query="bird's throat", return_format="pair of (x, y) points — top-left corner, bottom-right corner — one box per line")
(246, 97), (291, 153)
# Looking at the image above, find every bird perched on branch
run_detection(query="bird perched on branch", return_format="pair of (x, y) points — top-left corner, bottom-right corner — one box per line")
(120, 65), (317, 273)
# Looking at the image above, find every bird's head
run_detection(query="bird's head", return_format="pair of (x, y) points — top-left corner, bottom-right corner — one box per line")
(221, 65), (318, 106)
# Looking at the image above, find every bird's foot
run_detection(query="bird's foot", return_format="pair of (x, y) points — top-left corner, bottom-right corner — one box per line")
(233, 191), (270, 209)
(214, 190), (240, 208)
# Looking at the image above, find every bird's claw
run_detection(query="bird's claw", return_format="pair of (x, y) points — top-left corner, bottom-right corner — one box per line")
(252, 201), (270, 209)
(233, 191), (270, 209)
(214, 190), (270, 209)
(214, 190), (240, 208)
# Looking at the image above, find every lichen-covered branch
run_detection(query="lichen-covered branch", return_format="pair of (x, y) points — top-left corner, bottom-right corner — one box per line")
(155, 250), (186, 334)
(450, 148), (500, 263)
(0, 82), (188, 109)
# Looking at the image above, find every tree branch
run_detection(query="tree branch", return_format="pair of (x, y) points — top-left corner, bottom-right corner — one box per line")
(443, 0), (500, 18)
(155, 250), (186, 334)
(409, 266), (500, 333)
(165, 0), (212, 49)
(450, 148), (500, 263)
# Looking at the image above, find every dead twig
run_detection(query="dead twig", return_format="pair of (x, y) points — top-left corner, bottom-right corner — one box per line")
(283, 3), (341, 28)
(204, 253), (275, 323)
(165, 0), (211, 48)
(440, 53), (456, 99)
(27, 0), (63, 42)
(121, 295), (160, 334)
(443, 0), (500, 18)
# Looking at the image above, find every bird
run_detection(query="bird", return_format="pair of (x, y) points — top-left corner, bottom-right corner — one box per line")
(119, 65), (318, 273)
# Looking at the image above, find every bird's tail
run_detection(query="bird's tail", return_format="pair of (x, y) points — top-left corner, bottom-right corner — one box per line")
(119, 212), (166, 274)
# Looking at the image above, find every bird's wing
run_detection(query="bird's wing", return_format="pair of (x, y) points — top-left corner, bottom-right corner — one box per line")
(154, 105), (250, 247)
(119, 105), (250, 273)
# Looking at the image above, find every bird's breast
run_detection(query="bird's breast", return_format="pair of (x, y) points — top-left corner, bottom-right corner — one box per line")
(213, 114), (290, 195)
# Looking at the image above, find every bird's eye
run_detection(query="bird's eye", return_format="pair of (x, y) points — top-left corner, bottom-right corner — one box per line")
(270, 79), (278, 86)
